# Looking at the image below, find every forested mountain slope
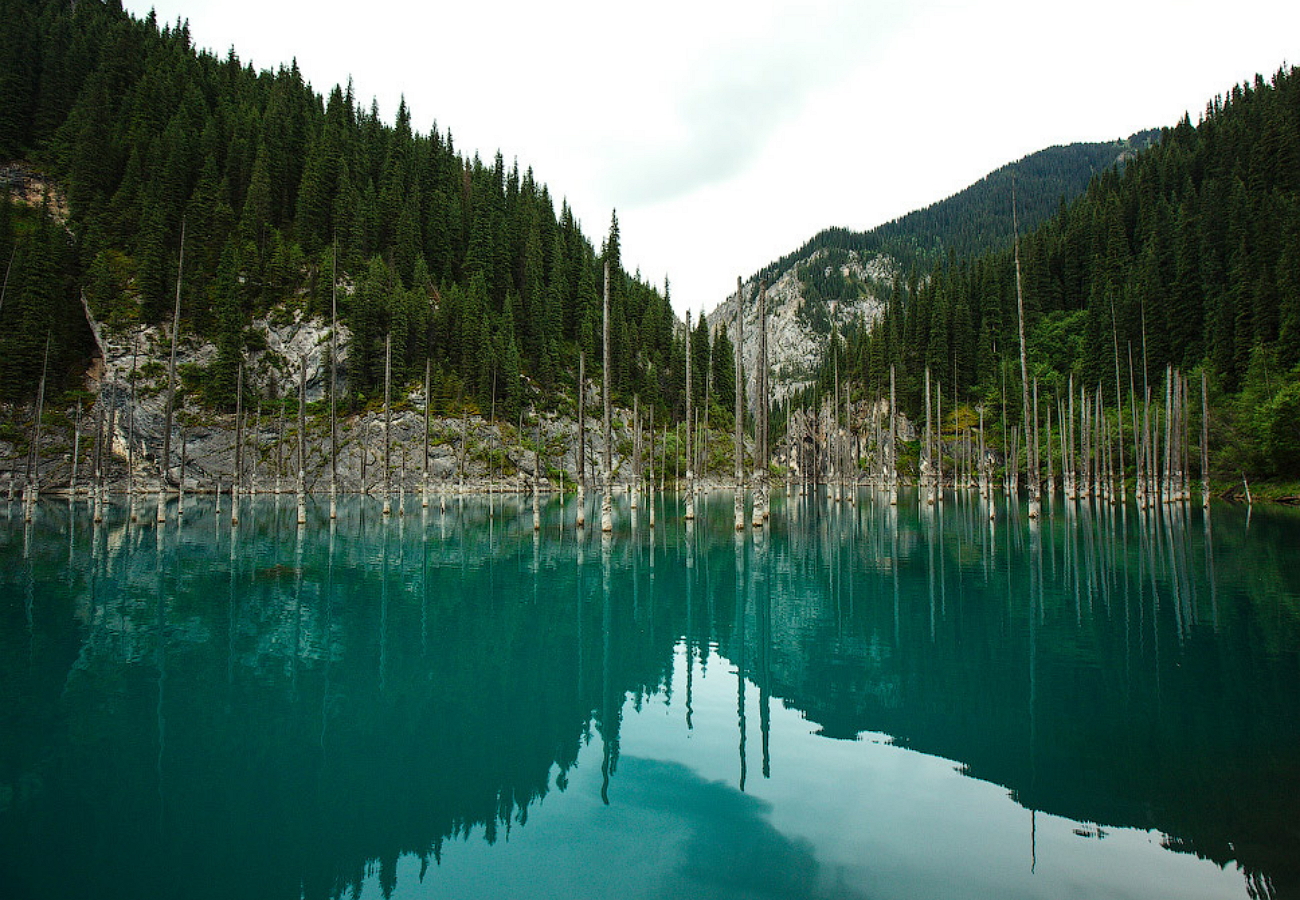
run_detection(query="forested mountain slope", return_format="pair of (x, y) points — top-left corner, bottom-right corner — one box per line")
(755, 131), (1161, 291)
(835, 65), (1300, 480)
(0, 0), (678, 419)
(709, 134), (1158, 406)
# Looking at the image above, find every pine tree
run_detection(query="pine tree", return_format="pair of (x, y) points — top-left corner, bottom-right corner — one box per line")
(690, 311), (709, 413)
(712, 312), (735, 427)
(206, 240), (245, 408)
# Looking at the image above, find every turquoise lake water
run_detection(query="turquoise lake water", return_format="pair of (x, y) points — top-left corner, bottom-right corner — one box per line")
(2, 489), (1298, 899)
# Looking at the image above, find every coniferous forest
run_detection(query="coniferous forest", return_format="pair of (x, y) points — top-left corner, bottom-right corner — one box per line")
(0, 0), (678, 421)
(812, 65), (1300, 485)
(2, 0), (1300, 486)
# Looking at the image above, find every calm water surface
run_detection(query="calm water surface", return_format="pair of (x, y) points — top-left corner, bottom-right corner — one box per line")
(2, 490), (1298, 899)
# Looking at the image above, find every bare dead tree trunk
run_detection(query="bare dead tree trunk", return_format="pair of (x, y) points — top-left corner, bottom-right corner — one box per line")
(419, 359), (430, 509)
(1013, 187), (1039, 518)
(1144, 386), (1154, 509)
(231, 360), (243, 526)
(924, 366), (933, 505)
(1201, 370), (1210, 508)
(847, 376), (856, 505)
(1180, 370), (1191, 501)
(890, 364), (899, 506)
(601, 261), (614, 533)
(784, 409), (792, 498)
(734, 277), (745, 531)
(936, 377), (943, 502)
(329, 246), (339, 518)
(459, 399), (468, 498)
(275, 402), (285, 495)
(1044, 395), (1054, 501)
(255, 404), (264, 494)
(297, 356), (307, 525)
(70, 403), (81, 498)
(1085, 387), (1094, 500)
(1029, 378), (1038, 503)
(533, 410), (542, 531)
(648, 404), (656, 528)
(685, 308), (695, 522)
(753, 279), (768, 527)
(127, 332), (139, 521)
(1170, 366), (1180, 507)
(24, 333), (50, 522)
(1109, 291), (1126, 503)
(1066, 375), (1076, 500)
(489, 371), (497, 513)
(160, 219), (185, 499)
(176, 425), (187, 516)
(383, 333), (393, 516)
(631, 395), (640, 510)
(1001, 357), (1011, 494)
(92, 405), (105, 522)
(576, 349), (585, 528)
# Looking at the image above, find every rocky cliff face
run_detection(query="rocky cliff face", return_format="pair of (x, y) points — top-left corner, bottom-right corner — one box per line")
(3, 245), (900, 496)
(5, 305), (665, 495)
(708, 248), (896, 406)
(81, 306), (348, 483)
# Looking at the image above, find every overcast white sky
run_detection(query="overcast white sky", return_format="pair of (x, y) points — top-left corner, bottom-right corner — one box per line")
(127, 0), (1300, 317)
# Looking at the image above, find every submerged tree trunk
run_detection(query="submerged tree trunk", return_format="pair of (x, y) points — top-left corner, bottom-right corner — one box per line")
(275, 403), (285, 495)
(685, 309), (695, 522)
(250, 401), (262, 495)
(92, 405), (105, 523)
(924, 366), (933, 505)
(1201, 370), (1210, 508)
(231, 360), (243, 526)
(329, 247), (339, 518)
(648, 404), (656, 528)
(935, 378), (943, 502)
(69, 403), (81, 498)
(175, 425), (187, 516)
(127, 332), (139, 520)
(160, 220), (185, 496)
(383, 333), (393, 516)
(734, 277), (745, 531)
(1044, 394), (1054, 501)
(890, 365), (899, 505)
(1013, 188), (1039, 519)
(833, 346), (843, 504)
(601, 262), (613, 533)
(1000, 360), (1011, 494)
(24, 333), (51, 522)
(297, 356), (307, 526)
(533, 412), (541, 531)
(577, 349), (586, 528)
(1109, 291), (1126, 503)
(753, 279), (769, 527)
(631, 396), (640, 510)
(423, 359), (431, 509)
(1066, 376), (1076, 500)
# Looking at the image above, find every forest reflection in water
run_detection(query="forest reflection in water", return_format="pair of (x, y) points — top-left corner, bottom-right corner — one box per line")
(1, 488), (1298, 900)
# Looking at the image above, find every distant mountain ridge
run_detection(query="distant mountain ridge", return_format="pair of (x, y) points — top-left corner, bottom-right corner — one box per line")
(715, 131), (1161, 402)
(757, 130), (1161, 288)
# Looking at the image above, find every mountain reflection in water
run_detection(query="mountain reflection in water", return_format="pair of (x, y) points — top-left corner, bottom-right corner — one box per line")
(1, 489), (1297, 900)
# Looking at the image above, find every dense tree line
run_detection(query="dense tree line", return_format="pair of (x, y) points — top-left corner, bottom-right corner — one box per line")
(0, 0), (680, 421)
(829, 66), (1300, 480)
(685, 307), (735, 431)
